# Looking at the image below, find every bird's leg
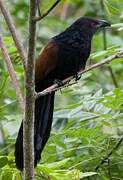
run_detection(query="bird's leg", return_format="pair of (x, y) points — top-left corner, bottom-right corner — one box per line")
(54, 79), (64, 94)
(54, 79), (64, 87)
(74, 72), (81, 81)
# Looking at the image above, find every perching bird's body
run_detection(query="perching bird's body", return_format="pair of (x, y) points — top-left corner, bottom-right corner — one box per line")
(15, 17), (110, 170)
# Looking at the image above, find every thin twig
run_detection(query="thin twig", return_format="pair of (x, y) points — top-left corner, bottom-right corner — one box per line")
(0, 0), (27, 70)
(36, 49), (123, 99)
(95, 137), (123, 171)
(0, 35), (24, 111)
(60, 0), (69, 20)
(36, 0), (41, 17)
(34, 0), (61, 21)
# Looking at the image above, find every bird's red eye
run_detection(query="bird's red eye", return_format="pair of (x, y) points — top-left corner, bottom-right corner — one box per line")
(91, 22), (96, 27)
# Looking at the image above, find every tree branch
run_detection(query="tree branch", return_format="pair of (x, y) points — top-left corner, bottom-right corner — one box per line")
(36, 49), (123, 99)
(34, 0), (61, 21)
(95, 137), (123, 171)
(0, 35), (24, 111)
(23, 1), (37, 179)
(0, 0), (27, 70)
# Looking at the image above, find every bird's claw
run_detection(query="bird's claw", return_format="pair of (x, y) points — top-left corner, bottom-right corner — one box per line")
(54, 79), (64, 87)
(74, 74), (81, 81)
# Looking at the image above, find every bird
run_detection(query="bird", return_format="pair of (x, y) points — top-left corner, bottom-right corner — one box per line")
(15, 17), (110, 170)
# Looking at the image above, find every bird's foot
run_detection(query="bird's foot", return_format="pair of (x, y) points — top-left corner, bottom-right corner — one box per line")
(74, 73), (81, 81)
(54, 79), (64, 87)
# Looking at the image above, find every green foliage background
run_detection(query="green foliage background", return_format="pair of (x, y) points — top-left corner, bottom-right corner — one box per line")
(0, 0), (123, 179)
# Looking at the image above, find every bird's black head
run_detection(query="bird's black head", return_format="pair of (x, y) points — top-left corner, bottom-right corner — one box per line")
(70, 17), (111, 35)
(53, 17), (111, 48)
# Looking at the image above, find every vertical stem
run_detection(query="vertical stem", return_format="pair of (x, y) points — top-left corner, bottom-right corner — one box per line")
(23, 1), (37, 179)
(108, 66), (119, 88)
(108, 158), (112, 180)
(0, 122), (7, 154)
(102, 28), (107, 50)
(101, 0), (118, 88)
(102, 29), (118, 88)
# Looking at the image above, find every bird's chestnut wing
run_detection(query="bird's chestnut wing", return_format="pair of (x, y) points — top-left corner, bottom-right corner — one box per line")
(35, 41), (58, 82)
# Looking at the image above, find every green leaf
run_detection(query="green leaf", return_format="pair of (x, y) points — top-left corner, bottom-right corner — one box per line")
(0, 156), (8, 168)
(103, 0), (120, 15)
(47, 158), (71, 169)
(102, 121), (112, 127)
(111, 23), (123, 28)
(79, 172), (97, 178)
(0, 170), (12, 180)
(91, 50), (107, 59)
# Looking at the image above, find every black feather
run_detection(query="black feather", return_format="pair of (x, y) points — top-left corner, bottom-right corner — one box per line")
(15, 17), (110, 170)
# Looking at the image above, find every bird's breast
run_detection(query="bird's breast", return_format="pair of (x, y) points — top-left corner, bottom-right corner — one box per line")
(55, 44), (88, 80)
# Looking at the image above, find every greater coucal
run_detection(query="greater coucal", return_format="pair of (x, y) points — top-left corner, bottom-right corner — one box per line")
(15, 17), (110, 170)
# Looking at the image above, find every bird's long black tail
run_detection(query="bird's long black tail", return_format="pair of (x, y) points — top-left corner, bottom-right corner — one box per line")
(15, 92), (55, 170)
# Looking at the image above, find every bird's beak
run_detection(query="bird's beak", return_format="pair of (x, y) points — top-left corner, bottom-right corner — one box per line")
(97, 20), (111, 28)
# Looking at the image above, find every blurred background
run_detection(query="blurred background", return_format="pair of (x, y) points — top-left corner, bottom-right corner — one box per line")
(0, 0), (123, 179)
